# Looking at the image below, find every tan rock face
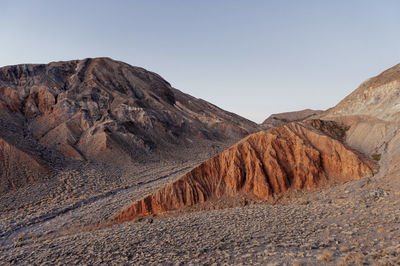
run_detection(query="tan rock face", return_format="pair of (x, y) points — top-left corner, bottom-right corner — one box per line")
(324, 63), (400, 122)
(320, 63), (400, 178)
(113, 123), (376, 222)
(0, 137), (51, 194)
(0, 58), (259, 167)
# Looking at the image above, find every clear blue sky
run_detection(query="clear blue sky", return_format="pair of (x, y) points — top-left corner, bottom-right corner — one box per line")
(1, 1), (400, 123)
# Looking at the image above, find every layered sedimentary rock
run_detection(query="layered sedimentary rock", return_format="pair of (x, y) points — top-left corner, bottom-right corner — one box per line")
(0, 58), (259, 167)
(114, 123), (376, 221)
(0, 137), (51, 194)
(324, 63), (400, 122)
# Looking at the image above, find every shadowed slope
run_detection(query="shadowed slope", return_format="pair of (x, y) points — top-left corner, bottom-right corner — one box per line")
(114, 123), (376, 221)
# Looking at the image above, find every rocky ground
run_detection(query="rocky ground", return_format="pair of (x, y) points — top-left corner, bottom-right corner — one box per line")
(0, 154), (399, 265)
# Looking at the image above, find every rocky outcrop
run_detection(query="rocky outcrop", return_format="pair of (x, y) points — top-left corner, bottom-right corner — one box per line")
(323, 63), (400, 122)
(114, 123), (376, 221)
(0, 137), (51, 194)
(261, 109), (322, 129)
(0, 58), (259, 167)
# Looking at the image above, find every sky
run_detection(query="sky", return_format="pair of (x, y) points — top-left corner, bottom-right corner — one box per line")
(1, 1), (400, 123)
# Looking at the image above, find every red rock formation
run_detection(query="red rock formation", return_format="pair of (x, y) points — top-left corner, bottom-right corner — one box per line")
(114, 123), (377, 222)
(0, 137), (51, 194)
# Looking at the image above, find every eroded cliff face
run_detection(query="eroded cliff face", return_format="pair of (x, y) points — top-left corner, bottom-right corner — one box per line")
(0, 137), (51, 194)
(0, 58), (259, 167)
(114, 123), (376, 222)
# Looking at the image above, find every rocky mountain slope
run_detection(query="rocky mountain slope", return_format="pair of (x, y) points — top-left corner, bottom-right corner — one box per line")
(0, 58), (259, 192)
(0, 58), (258, 164)
(0, 137), (51, 194)
(324, 63), (400, 121)
(321, 63), (400, 179)
(114, 122), (376, 221)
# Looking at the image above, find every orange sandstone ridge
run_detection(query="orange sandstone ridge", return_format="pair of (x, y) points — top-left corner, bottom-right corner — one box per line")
(114, 123), (377, 222)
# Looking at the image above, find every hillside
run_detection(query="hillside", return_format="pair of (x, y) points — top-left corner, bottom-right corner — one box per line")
(0, 58), (259, 164)
(324, 63), (400, 121)
(321, 63), (400, 179)
(0, 58), (259, 192)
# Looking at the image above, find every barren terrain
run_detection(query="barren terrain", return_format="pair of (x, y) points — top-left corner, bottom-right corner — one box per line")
(1, 59), (400, 265)
(0, 156), (399, 265)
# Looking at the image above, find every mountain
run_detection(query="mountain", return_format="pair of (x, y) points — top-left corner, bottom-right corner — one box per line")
(261, 109), (322, 129)
(0, 58), (259, 162)
(113, 122), (376, 221)
(0, 57), (259, 191)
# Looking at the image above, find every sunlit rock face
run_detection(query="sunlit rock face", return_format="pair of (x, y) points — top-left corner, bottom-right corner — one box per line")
(114, 123), (376, 222)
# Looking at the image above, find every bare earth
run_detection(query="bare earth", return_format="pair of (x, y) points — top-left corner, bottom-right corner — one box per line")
(0, 150), (399, 265)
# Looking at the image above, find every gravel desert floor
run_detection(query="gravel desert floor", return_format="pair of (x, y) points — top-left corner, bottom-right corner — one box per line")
(1, 157), (399, 265)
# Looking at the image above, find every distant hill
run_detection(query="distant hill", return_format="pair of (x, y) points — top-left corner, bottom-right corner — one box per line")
(261, 109), (322, 129)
